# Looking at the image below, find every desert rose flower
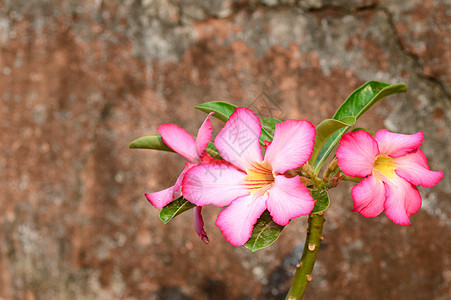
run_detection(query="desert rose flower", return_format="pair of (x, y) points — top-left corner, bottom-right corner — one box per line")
(336, 129), (443, 225)
(145, 112), (215, 243)
(182, 107), (316, 246)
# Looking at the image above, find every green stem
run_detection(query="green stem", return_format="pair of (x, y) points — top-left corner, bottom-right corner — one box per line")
(285, 212), (326, 300)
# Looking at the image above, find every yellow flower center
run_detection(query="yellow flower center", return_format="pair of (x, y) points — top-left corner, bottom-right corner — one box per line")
(372, 154), (396, 181)
(244, 161), (275, 194)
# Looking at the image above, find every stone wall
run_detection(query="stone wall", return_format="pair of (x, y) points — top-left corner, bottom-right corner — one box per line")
(0, 1), (449, 299)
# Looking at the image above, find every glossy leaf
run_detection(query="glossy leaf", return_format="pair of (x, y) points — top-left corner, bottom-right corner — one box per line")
(244, 210), (284, 252)
(311, 189), (330, 214)
(309, 117), (356, 167)
(314, 81), (407, 174)
(159, 197), (196, 224)
(129, 134), (173, 152)
(260, 117), (282, 142)
(195, 101), (237, 122)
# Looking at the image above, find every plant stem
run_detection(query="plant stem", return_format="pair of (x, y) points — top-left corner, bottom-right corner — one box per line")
(285, 212), (326, 300)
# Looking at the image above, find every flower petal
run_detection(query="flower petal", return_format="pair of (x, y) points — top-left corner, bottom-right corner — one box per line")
(193, 206), (209, 244)
(384, 175), (422, 225)
(145, 186), (177, 210)
(215, 194), (268, 246)
(182, 163), (249, 207)
(158, 123), (197, 162)
(196, 112), (214, 158)
(264, 120), (316, 174)
(215, 107), (262, 171)
(336, 130), (379, 177)
(266, 175), (315, 226)
(374, 129), (423, 158)
(394, 149), (443, 188)
(144, 163), (193, 209)
(351, 175), (385, 217)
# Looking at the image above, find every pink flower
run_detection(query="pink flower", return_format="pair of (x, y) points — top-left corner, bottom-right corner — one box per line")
(182, 107), (316, 246)
(145, 113), (215, 243)
(336, 129), (443, 225)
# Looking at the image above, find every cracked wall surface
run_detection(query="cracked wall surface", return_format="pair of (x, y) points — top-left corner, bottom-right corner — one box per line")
(0, 1), (450, 299)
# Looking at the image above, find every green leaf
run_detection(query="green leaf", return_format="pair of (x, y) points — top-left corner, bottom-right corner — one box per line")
(311, 190), (330, 214)
(244, 210), (284, 252)
(159, 197), (196, 224)
(129, 134), (173, 152)
(195, 101), (237, 122)
(309, 117), (356, 167)
(314, 81), (407, 174)
(260, 117), (282, 142)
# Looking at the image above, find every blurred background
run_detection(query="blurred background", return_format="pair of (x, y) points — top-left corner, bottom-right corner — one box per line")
(0, 0), (450, 299)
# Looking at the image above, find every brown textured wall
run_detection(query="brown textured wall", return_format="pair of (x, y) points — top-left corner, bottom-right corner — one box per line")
(0, 1), (449, 299)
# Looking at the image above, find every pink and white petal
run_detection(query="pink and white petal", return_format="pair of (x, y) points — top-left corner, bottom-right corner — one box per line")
(384, 175), (422, 225)
(266, 175), (315, 226)
(374, 129), (423, 158)
(182, 163), (249, 207)
(264, 120), (316, 174)
(196, 112), (214, 158)
(158, 123), (198, 162)
(145, 186), (177, 209)
(336, 130), (379, 177)
(215, 194), (268, 246)
(215, 107), (263, 171)
(350, 175), (385, 217)
(193, 206), (209, 244)
(394, 149), (443, 188)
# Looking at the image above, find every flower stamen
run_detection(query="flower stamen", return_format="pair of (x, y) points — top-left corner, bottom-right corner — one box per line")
(373, 154), (396, 181)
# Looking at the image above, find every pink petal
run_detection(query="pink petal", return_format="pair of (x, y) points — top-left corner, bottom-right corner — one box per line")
(384, 175), (422, 225)
(266, 175), (315, 226)
(215, 107), (263, 171)
(181, 163), (249, 207)
(264, 120), (316, 174)
(336, 130), (380, 177)
(351, 175), (385, 217)
(193, 206), (209, 244)
(394, 149), (444, 188)
(374, 129), (423, 158)
(144, 163), (193, 209)
(158, 123), (198, 162)
(215, 194), (268, 246)
(196, 112), (214, 158)
(145, 186), (177, 210)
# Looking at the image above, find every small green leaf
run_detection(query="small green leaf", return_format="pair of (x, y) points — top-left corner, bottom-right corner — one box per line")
(244, 210), (284, 252)
(314, 81), (407, 174)
(159, 197), (196, 224)
(311, 190), (330, 214)
(195, 101), (237, 122)
(129, 134), (173, 152)
(309, 117), (356, 167)
(260, 117), (282, 142)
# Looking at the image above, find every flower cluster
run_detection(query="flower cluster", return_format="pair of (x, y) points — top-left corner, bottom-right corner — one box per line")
(145, 107), (443, 246)
(336, 129), (443, 225)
